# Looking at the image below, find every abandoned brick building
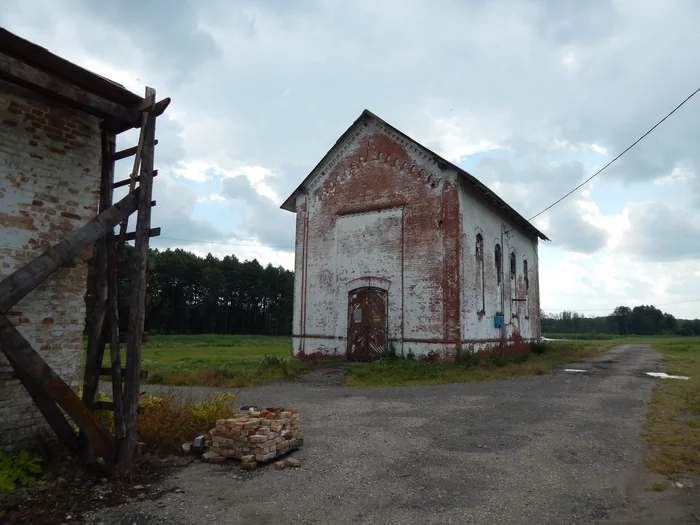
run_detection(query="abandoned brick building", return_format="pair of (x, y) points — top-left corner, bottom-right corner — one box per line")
(1, 29), (163, 469)
(282, 110), (549, 361)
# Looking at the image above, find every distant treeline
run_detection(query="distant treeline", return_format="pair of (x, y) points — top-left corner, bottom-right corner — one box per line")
(542, 305), (700, 336)
(87, 247), (294, 336)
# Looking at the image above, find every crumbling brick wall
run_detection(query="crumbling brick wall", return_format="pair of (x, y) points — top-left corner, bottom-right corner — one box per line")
(0, 80), (101, 449)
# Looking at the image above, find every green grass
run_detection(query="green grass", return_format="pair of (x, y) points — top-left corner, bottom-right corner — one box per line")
(343, 339), (613, 387)
(643, 336), (700, 478)
(95, 334), (315, 388)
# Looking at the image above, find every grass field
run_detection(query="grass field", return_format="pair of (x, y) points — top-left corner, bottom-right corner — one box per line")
(100, 334), (302, 388)
(642, 336), (700, 478)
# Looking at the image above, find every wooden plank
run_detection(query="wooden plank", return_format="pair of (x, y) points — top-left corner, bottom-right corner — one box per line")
(107, 232), (126, 440)
(95, 401), (144, 415)
(118, 87), (157, 475)
(113, 170), (158, 189)
(112, 140), (158, 161)
(120, 228), (160, 242)
(0, 52), (140, 125)
(103, 97), (171, 134)
(99, 368), (149, 380)
(10, 353), (80, 454)
(118, 331), (148, 344)
(82, 131), (116, 410)
(0, 190), (139, 313)
(0, 314), (113, 461)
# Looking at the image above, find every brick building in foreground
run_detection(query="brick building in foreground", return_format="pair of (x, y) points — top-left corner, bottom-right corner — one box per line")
(282, 110), (549, 361)
(0, 29), (163, 464)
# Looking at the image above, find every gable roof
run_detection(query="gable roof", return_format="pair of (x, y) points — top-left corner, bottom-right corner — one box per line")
(0, 28), (142, 107)
(281, 109), (549, 241)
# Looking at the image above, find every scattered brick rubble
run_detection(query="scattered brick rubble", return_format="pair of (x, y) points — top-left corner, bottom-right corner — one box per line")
(198, 407), (303, 470)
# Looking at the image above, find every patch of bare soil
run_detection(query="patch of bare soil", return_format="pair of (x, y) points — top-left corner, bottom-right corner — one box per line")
(0, 455), (195, 525)
(292, 366), (347, 386)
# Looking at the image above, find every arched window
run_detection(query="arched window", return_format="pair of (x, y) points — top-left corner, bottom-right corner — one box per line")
(476, 233), (485, 314)
(523, 259), (529, 290)
(475, 233), (483, 259)
(510, 251), (516, 277)
(495, 243), (502, 285)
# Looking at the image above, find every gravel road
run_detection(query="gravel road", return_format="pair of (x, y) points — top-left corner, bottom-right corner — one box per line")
(85, 344), (699, 525)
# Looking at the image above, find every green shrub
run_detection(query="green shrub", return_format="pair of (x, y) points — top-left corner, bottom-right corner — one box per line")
(259, 354), (285, 368)
(406, 349), (415, 361)
(530, 342), (548, 355)
(0, 450), (42, 492)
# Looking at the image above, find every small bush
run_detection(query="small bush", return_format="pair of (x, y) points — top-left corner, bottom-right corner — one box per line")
(512, 352), (531, 364)
(490, 355), (508, 368)
(530, 342), (548, 355)
(0, 450), (42, 491)
(456, 350), (481, 368)
(381, 343), (398, 360)
(259, 354), (285, 368)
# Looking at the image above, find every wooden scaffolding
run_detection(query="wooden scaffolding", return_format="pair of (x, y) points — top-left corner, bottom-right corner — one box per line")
(0, 29), (168, 475)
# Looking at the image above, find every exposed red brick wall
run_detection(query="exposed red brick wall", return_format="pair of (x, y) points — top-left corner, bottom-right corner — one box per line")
(0, 79), (101, 449)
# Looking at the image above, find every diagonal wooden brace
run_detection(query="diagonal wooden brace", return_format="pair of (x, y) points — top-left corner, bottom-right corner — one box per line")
(0, 189), (139, 313)
(0, 314), (113, 461)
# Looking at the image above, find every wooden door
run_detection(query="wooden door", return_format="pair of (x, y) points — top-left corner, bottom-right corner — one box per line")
(347, 288), (388, 361)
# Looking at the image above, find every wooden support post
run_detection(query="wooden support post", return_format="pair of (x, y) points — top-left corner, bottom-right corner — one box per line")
(82, 131), (116, 409)
(0, 190), (139, 313)
(117, 87), (157, 475)
(0, 315), (112, 461)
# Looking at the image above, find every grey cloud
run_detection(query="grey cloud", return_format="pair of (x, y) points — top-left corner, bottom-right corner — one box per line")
(75, 0), (221, 83)
(150, 176), (230, 248)
(221, 176), (295, 250)
(620, 202), (700, 261)
(472, 155), (610, 253)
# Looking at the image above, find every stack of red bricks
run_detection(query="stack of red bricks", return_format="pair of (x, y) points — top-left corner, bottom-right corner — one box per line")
(208, 408), (303, 469)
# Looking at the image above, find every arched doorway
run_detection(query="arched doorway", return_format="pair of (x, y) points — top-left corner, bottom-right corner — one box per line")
(347, 287), (388, 361)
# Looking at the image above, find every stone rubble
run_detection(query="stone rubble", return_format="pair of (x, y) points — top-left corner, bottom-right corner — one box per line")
(200, 407), (303, 470)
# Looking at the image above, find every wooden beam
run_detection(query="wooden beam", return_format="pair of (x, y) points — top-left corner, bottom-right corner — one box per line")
(9, 350), (80, 454)
(113, 170), (158, 189)
(120, 228), (160, 242)
(112, 141), (158, 162)
(82, 131), (116, 410)
(118, 87), (157, 475)
(99, 368), (149, 380)
(0, 314), (113, 461)
(95, 401), (144, 415)
(0, 190), (139, 313)
(0, 53), (140, 125)
(103, 97), (171, 134)
(118, 331), (148, 344)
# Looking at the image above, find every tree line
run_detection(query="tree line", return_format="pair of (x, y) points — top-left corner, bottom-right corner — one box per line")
(86, 247), (294, 336)
(542, 305), (700, 336)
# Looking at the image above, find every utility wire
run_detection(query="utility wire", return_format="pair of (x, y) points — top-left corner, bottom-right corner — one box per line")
(526, 85), (700, 224)
(158, 236), (294, 251)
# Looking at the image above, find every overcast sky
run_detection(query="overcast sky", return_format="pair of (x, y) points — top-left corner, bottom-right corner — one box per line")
(3, 0), (700, 319)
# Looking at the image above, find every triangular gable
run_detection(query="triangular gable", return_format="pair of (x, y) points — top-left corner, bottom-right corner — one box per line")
(281, 109), (549, 242)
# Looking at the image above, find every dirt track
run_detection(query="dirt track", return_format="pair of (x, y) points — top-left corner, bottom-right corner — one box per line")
(86, 345), (700, 524)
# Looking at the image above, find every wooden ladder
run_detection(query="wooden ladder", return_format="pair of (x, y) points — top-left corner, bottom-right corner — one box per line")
(81, 87), (160, 474)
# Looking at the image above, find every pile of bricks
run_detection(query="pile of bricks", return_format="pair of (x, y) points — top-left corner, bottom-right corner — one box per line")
(206, 407), (303, 469)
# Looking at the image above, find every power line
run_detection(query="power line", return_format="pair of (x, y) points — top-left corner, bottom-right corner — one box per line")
(526, 85), (700, 224)
(542, 297), (700, 313)
(158, 236), (294, 251)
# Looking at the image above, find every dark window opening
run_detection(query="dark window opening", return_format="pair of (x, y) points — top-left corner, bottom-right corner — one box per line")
(523, 260), (529, 290)
(495, 243), (502, 285)
(475, 233), (483, 259)
(510, 251), (516, 277)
